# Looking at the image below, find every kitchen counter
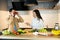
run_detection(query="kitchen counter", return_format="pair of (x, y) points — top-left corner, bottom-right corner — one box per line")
(0, 33), (60, 40)
(0, 28), (60, 40)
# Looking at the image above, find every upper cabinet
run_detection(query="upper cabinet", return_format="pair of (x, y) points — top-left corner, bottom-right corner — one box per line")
(0, 0), (8, 11)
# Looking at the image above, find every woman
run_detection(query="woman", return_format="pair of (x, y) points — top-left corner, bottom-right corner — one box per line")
(8, 8), (24, 35)
(26, 9), (44, 30)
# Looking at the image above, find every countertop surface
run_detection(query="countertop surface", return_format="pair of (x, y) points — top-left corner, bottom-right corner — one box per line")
(0, 28), (60, 40)
(0, 33), (60, 40)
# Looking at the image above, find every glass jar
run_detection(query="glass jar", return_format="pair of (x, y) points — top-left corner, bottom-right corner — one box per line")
(54, 23), (59, 30)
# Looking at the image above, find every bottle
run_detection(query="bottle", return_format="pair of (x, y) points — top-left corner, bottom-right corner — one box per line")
(54, 23), (59, 30)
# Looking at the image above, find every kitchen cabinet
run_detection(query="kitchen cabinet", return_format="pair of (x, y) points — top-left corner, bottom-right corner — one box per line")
(0, 0), (8, 11)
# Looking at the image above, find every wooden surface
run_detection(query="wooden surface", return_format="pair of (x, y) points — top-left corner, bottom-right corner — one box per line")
(0, 29), (60, 40)
(0, 33), (60, 40)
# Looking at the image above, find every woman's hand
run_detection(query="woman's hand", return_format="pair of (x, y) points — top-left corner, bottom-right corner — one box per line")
(25, 22), (30, 26)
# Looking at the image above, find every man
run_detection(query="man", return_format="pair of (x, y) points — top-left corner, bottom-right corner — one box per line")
(8, 8), (24, 35)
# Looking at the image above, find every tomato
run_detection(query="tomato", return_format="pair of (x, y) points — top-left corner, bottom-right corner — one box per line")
(12, 30), (17, 34)
(13, 12), (18, 15)
(48, 34), (54, 36)
(12, 30), (20, 35)
(16, 32), (19, 35)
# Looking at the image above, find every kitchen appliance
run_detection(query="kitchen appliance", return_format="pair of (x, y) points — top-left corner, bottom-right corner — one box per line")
(54, 23), (60, 30)
(11, 0), (59, 10)
(29, 0), (59, 9)
(12, 0), (29, 11)
(24, 0), (38, 6)
(12, 2), (29, 11)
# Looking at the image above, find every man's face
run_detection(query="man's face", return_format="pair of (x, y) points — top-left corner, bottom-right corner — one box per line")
(10, 10), (16, 16)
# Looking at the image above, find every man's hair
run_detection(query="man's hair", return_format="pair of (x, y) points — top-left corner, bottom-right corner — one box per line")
(9, 8), (15, 12)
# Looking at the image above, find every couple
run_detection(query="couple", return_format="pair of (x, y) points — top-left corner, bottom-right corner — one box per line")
(8, 8), (44, 34)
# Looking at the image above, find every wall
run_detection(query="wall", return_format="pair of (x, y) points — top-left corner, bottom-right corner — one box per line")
(0, 10), (58, 30)
(0, 0), (8, 11)
(0, 11), (9, 30)
(0, 0), (59, 30)
(18, 10), (58, 28)
(57, 0), (60, 24)
(58, 9), (60, 25)
(40, 10), (58, 28)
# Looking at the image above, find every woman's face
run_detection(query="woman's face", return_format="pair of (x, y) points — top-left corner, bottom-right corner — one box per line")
(33, 12), (37, 18)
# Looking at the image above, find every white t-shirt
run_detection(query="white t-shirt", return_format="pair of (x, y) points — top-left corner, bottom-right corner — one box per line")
(31, 18), (44, 29)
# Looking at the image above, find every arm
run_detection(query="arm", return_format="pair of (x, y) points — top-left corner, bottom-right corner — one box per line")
(16, 14), (24, 23)
(8, 15), (13, 24)
(18, 16), (24, 22)
(8, 15), (10, 20)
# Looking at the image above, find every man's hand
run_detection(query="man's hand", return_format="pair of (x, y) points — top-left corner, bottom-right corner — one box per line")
(15, 15), (19, 19)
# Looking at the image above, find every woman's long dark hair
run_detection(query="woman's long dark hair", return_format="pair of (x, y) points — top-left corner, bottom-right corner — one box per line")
(33, 9), (43, 20)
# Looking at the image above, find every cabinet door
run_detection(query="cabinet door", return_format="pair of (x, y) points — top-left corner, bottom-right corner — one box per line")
(0, 0), (8, 11)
